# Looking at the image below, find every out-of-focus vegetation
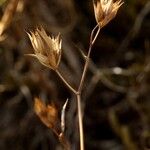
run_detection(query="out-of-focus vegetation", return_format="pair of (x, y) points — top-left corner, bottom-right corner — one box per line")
(0, 0), (150, 150)
(0, 0), (6, 6)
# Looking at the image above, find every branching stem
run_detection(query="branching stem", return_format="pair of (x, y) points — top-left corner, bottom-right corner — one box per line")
(56, 25), (100, 150)
(55, 69), (77, 95)
(78, 26), (100, 93)
(76, 26), (100, 150)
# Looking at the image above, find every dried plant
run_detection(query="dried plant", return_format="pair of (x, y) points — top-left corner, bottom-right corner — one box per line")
(34, 98), (70, 150)
(27, 1), (123, 150)
(1, 0), (149, 150)
(93, 0), (123, 28)
(34, 98), (58, 130)
(27, 28), (62, 70)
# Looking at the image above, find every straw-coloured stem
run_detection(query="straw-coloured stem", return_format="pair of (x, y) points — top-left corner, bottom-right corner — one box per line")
(55, 69), (77, 95)
(78, 26), (100, 93)
(76, 26), (100, 150)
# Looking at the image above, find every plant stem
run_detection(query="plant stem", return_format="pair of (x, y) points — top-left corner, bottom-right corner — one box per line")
(55, 69), (77, 94)
(92, 27), (100, 45)
(77, 94), (84, 150)
(59, 133), (71, 150)
(76, 26), (100, 150)
(56, 25), (100, 150)
(78, 26), (100, 92)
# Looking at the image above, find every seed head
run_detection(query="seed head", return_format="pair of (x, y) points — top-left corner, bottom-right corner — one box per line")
(34, 98), (58, 129)
(27, 27), (62, 70)
(93, 0), (123, 28)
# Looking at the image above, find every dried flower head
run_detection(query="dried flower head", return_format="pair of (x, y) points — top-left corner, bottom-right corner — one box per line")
(27, 27), (62, 70)
(34, 98), (58, 129)
(93, 0), (123, 28)
(34, 98), (70, 149)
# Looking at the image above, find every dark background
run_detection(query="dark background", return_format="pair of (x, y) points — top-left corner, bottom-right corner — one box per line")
(0, 0), (150, 149)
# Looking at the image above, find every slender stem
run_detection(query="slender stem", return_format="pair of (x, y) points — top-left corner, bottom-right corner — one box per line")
(78, 26), (100, 92)
(90, 24), (99, 44)
(92, 27), (100, 45)
(59, 133), (71, 150)
(55, 25), (101, 150)
(76, 25), (100, 150)
(52, 129), (70, 150)
(77, 94), (84, 150)
(55, 69), (77, 94)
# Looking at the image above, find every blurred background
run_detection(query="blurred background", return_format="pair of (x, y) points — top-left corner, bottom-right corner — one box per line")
(0, 0), (150, 149)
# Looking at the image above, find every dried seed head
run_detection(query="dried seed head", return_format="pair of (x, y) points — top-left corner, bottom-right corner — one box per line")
(34, 98), (58, 129)
(27, 27), (62, 70)
(93, 0), (123, 28)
